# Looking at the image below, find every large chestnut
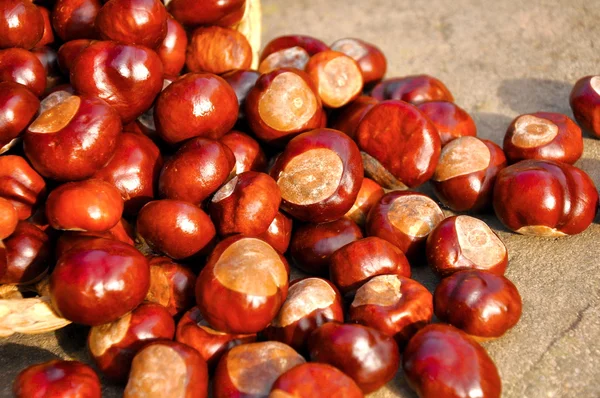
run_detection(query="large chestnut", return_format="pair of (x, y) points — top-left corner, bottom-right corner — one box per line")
(493, 159), (598, 236)
(220, 130), (267, 174)
(431, 136), (506, 212)
(403, 324), (501, 398)
(0, 155), (46, 220)
(0, 0), (45, 50)
(330, 38), (387, 85)
(146, 256), (197, 317)
(417, 101), (477, 146)
(186, 26), (252, 74)
(196, 235), (289, 334)
(257, 211), (293, 254)
(270, 363), (364, 398)
(0, 221), (51, 285)
(0, 48), (47, 97)
(0, 82), (39, 152)
(434, 270), (522, 339)
(569, 75), (600, 137)
(13, 360), (101, 398)
(213, 341), (305, 398)
(260, 35), (329, 60)
(49, 238), (150, 325)
(356, 100), (441, 189)
(426, 215), (508, 277)
(270, 128), (363, 223)
(167, 0), (246, 27)
(371, 75), (454, 104)
(308, 322), (400, 393)
(51, 0), (101, 41)
(156, 15), (188, 76)
(344, 177), (384, 226)
(329, 95), (378, 140)
(55, 218), (135, 259)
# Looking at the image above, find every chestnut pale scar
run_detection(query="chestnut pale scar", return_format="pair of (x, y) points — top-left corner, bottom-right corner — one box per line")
(28, 96), (81, 134)
(319, 55), (362, 107)
(332, 39), (369, 60)
(271, 278), (337, 327)
(515, 225), (566, 237)
(352, 275), (403, 307)
(511, 115), (558, 148)
(212, 176), (238, 203)
(591, 76), (600, 96)
(387, 195), (444, 237)
(455, 216), (506, 267)
(88, 312), (132, 357)
(433, 136), (490, 182)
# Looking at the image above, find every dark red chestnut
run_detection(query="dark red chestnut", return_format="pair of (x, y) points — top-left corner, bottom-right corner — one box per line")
(52, 0), (101, 41)
(308, 322), (400, 393)
(0, 82), (40, 151)
(261, 35), (329, 61)
(220, 130), (267, 174)
(213, 341), (305, 397)
(196, 235), (289, 334)
(0, 198), (18, 240)
(49, 238), (150, 325)
(270, 128), (363, 222)
(431, 136), (507, 212)
(0, 221), (50, 285)
(13, 360), (101, 398)
(403, 324), (502, 398)
(156, 15), (187, 76)
(356, 100), (441, 189)
(417, 101), (477, 146)
(124, 341), (208, 398)
(186, 26), (252, 75)
(493, 160), (598, 236)
(36, 7), (55, 47)
(145, 256), (196, 317)
(57, 39), (92, 76)
(256, 211), (293, 254)
(344, 177), (384, 226)
(426, 215), (508, 277)
(258, 46), (310, 74)
(0, 48), (47, 97)
(503, 112), (583, 164)
(330, 38), (387, 85)
(569, 75), (600, 137)
(270, 363), (364, 398)
(0, 0), (45, 50)
(434, 270), (522, 339)
(329, 95), (378, 140)
(167, 0), (246, 27)
(371, 75), (454, 104)
(0, 155), (46, 220)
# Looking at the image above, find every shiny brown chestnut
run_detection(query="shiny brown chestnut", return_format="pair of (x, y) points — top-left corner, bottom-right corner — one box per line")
(264, 277), (344, 352)
(257, 211), (293, 254)
(260, 35), (329, 61)
(167, 0), (245, 27)
(13, 360), (101, 398)
(356, 100), (441, 189)
(213, 341), (305, 398)
(258, 46), (310, 74)
(344, 177), (384, 226)
(124, 341), (208, 398)
(24, 92), (121, 181)
(330, 38), (387, 85)
(366, 191), (444, 261)
(0, 155), (46, 220)
(417, 101), (477, 146)
(145, 256), (197, 317)
(245, 68), (324, 146)
(156, 15), (187, 76)
(329, 95), (378, 140)
(290, 217), (363, 275)
(154, 73), (238, 145)
(348, 275), (432, 346)
(270, 363), (364, 398)
(88, 302), (175, 381)
(371, 75), (454, 104)
(308, 322), (400, 393)
(159, 138), (235, 205)
(196, 235), (289, 334)
(569, 75), (600, 137)
(493, 160), (598, 236)
(49, 238), (150, 325)
(426, 215), (508, 277)
(71, 41), (164, 123)
(329, 237), (411, 294)
(36, 7), (55, 48)
(503, 112), (583, 164)
(55, 218), (135, 259)
(56, 39), (92, 76)
(434, 270), (522, 339)
(52, 0), (101, 41)
(136, 200), (216, 260)
(0, 1), (45, 50)
(175, 306), (257, 370)
(0, 221), (50, 285)
(431, 136), (506, 212)
(220, 130), (267, 174)
(209, 171), (280, 236)
(0, 48), (47, 97)
(403, 324), (502, 398)
(270, 128), (363, 222)
(186, 26), (252, 75)
(0, 198), (18, 240)
(0, 82), (40, 152)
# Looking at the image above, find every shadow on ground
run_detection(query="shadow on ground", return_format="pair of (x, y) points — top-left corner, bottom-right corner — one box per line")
(497, 78), (573, 116)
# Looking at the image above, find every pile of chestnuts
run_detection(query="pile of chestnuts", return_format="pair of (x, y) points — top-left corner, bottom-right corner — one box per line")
(1, 0), (599, 397)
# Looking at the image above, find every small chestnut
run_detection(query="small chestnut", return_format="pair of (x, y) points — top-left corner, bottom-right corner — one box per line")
(145, 256), (197, 317)
(344, 177), (384, 226)
(417, 101), (477, 146)
(261, 35), (329, 61)
(0, 155), (46, 220)
(270, 363), (364, 398)
(0, 221), (51, 285)
(0, 0), (45, 50)
(51, 0), (101, 41)
(156, 15), (188, 76)
(256, 211), (293, 254)
(0, 82), (40, 152)
(329, 95), (378, 140)
(220, 130), (267, 174)
(569, 75), (600, 137)
(258, 46), (310, 74)
(167, 0), (246, 27)
(330, 38), (387, 85)
(186, 26), (252, 74)
(0, 48), (47, 97)
(371, 74), (454, 104)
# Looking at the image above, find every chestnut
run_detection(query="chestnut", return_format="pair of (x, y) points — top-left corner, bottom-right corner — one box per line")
(71, 41), (164, 123)
(0, 198), (18, 240)
(256, 211), (293, 254)
(569, 75), (600, 137)
(24, 93), (122, 181)
(167, 0), (246, 27)
(503, 112), (583, 164)
(46, 179), (124, 232)
(136, 200), (216, 260)
(431, 136), (507, 212)
(0, 1), (45, 50)
(145, 256), (197, 317)
(258, 46), (310, 74)
(96, 0), (167, 48)
(51, 0), (101, 41)
(0, 155), (46, 220)
(371, 74), (454, 104)
(329, 95), (378, 140)
(186, 26), (252, 75)
(348, 275), (432, 346)
(290, 217), (363, 275)
(403, 324), (502, 398)
(308, 322), (400, 393)
(49, 238), (150, 325)
(124, 341), (208, 398)
(213, 341), (305, 398)
(344, 177), (384, 226)
(0, 48), (47, 97)
(366, 191), (445, 260)
(493, 159), (598, 236)
(209, 171), (280, 237)
(196, 235), (289, 334)
(270, 363), (364, 398)
(426, 215), (508, 277)
(221, 70), (261, 120)
(330, 38), (387, 85)
(270, 128), (363, 222)
(13, 360), (101, 398)
(263, 277), (344, 352)
(329, 237), (411, 294)
(154, 73), (238, 145)
(36, 7), (55, 48)
(356, 100), (441, 189)
(417, 101), (477, 146)
(0, 221), (51, 285)
(156, 15), (188, 76)
(261, 35), (329, 61)
(0, 82), (40, 152)
(57, 39), (92, 76)
(88, 302), (175, 381)
(434, 270), (522, 339)
(176, 306), (257, 369)
(159, 138), (235, 205)
(220, 130), (267, 174)
(245, 68), (324, 146)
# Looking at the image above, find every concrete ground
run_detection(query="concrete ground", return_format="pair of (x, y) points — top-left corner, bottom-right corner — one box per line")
(2, 0), (600, 397)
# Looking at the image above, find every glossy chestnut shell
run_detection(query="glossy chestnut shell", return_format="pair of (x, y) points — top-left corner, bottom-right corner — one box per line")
(417, 101), (477, 146)
(0, 48), (47, 97)
(145, 256), (197, 317)
(0, 155), (46, 220)
(270, 363), (364, 398)
(0, 221), (51, 285)
(186, 26), (252, 75)
(0, 0), (45, 50)
(0, 82), (39, 151)
(569, 75), (600, 137)
(371, 75), (454, 104)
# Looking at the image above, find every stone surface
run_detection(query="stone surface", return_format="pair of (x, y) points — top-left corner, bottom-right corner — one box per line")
(2, 0), (600, 397)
